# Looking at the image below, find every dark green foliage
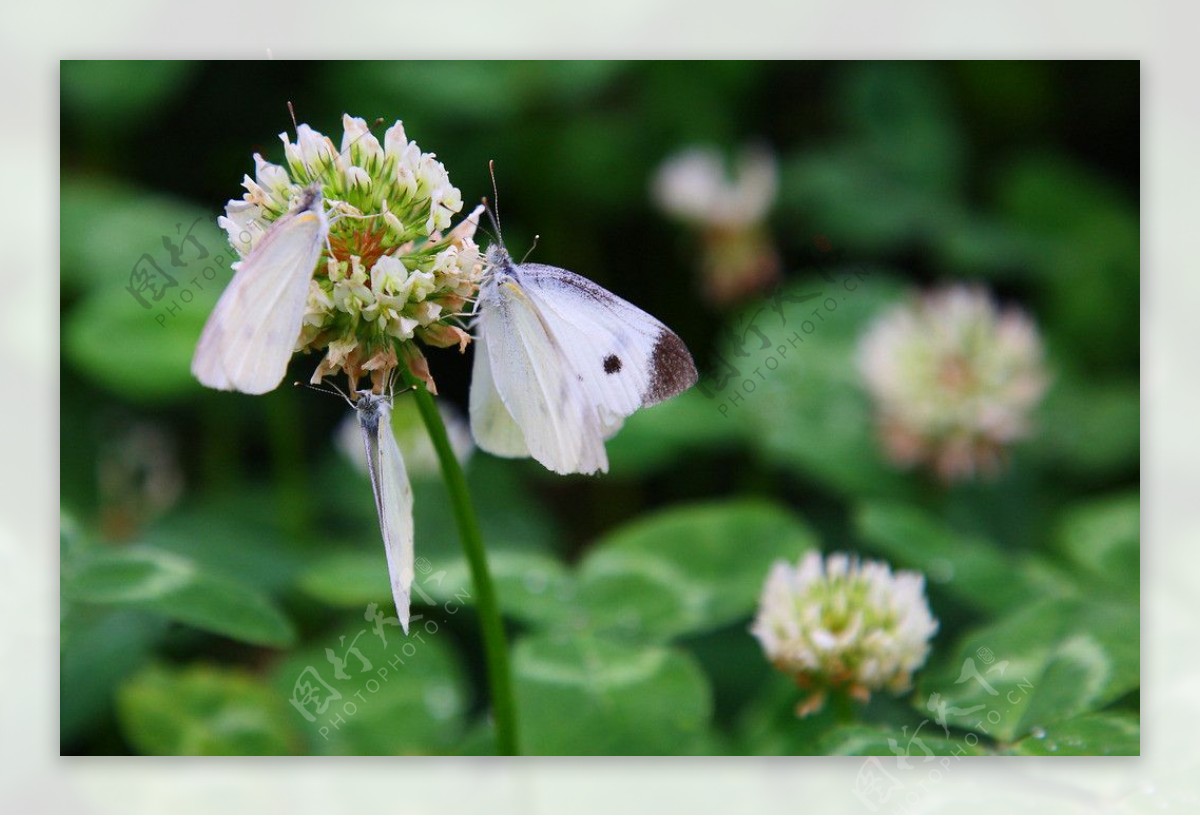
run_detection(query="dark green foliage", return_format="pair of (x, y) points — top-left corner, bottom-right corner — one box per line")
(60, 60), (1138, 756)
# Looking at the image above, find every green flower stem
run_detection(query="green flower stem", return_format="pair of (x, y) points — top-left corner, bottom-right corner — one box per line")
(410, 382), (520, 755)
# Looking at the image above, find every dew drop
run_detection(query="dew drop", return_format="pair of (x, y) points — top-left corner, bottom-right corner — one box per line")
(1030, 726), (1047, 739)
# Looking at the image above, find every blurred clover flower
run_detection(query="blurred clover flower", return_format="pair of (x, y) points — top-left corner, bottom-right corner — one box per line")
(752, 551), (938, 717)
(651, 145), (780, 306)
(856, 285), (1050, 482)
(218, 114), (483, 392)
(336, 393), (473, 479)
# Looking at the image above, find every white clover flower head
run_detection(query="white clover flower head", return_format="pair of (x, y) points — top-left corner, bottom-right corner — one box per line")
(218, 114), (483, 391)
(652, 145), (778, 230)
(856, 285), (1050, 482)
(651, 145), (781, 306)
(752, 551), (938, 717)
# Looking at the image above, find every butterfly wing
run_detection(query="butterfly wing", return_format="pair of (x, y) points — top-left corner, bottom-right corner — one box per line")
(468, 316), (531, 459)
(358, 396), (415, 633)
(191, 189), (326, 394)
(472, 274), (609, 474)
(514, 263), (698, 435)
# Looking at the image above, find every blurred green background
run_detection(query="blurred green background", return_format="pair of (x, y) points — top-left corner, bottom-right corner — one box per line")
(60, 60), (1139, 756)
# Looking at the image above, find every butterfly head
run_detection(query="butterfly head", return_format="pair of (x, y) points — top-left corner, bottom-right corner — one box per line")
(353, 389), (391, 419)
(485, 243), (513, 269)
(482, 244), (519, 290)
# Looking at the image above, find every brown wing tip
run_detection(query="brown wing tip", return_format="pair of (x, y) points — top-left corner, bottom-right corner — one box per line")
(644, 329), (698, 405)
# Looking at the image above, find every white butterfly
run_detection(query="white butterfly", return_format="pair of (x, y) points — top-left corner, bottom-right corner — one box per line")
(470, 244), (698, 475)
(353, 390), (415, 633)
(191, 183), (327, 394)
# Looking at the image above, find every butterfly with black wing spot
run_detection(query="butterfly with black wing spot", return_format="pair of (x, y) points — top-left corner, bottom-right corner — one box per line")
(469, 244), (698, 475)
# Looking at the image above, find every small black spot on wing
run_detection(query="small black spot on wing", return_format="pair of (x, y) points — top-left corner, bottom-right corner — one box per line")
(644, 330), (698, 404)
(603, 354), (622, 374)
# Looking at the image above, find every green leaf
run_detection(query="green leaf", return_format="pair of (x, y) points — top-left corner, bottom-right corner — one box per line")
(854, 501), (1057, 613)
(574, 499), (818, 642)
(416, 455), (561, 557)
(60, 178), (232, 401)
(1055, 493), (1139, 588)
(1005, 711), (1139, 756)
(606, 388), (746, 474)
(308, 449), (565, 613)
(734, 675), (846, 755)
(837, 62), (964, 196)
(60, 511), (91, 576)
(296, 550), (392, 608)
(453, 720), (499, 756)
(61, 611), (164, 747)
(63, 284), (215, 402)
(779, 64), (965, 256)
(683, 622), (778, 735)
(418, 550), (576, 629)
(145, 490), (325, 595)
(273, 615), (468, 755)
(1035, 375), (1139, 477)
(117, 663), (300, 755)
(63, 546), (295, 647)
(413, 500), (817, 641)
(781, 151), (956, 254)
(512, 633), (712, 755)
(60, 178), (228, 295)
(917, 597), (1138, 742)
(931, 212), (1038, 279)
(722, 275), (916, 498)
(821, 724), (989, 756)
(996, 155), (1139, 372)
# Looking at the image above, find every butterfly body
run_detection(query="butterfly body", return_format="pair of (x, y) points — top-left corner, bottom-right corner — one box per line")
(355, 390), (414, 633)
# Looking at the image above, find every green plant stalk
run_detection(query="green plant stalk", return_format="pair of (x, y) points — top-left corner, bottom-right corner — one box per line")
(410, 382), (520, 755)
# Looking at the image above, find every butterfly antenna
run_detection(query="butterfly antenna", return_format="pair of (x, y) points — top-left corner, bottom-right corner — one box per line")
(487, 159), (506, 250)
(293, 379), (353, 408)
(520, 234), (541, 265)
